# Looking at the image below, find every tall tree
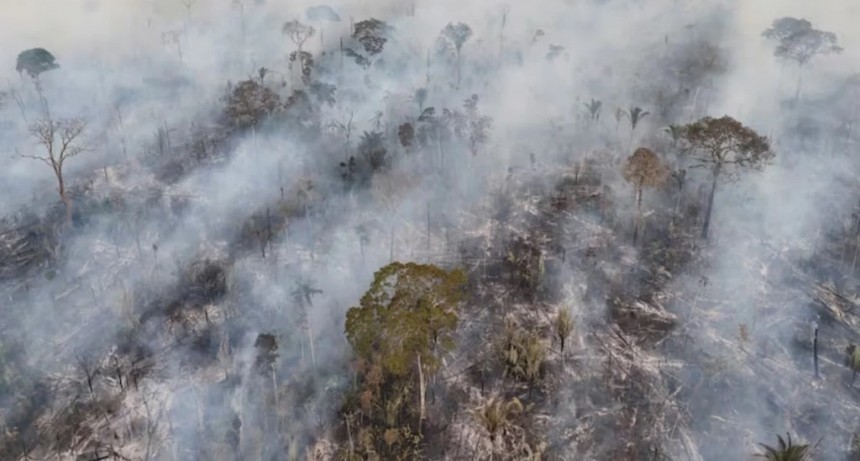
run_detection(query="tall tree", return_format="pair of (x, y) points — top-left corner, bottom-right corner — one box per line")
(16, 48), (59, 80)
(221, 79), (281, 130)
(21, 117), (89, 225)
(623, 147), (669, 245)
(585, 98), (602, 121)
(626, 106), (649, 149)
(679, 116), (773, 239)
(345, 262), (466, 429)
(440, 22), (473, 88)
(292, 280), (323, 369)
(763, 17), (842, 105)
(344, 18), (393, 70)
(282, 20), (315, 82)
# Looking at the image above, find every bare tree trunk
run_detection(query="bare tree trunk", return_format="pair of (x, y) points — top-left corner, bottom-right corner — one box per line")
(58, 175), (73, 225)
(689, 86), (701, 122)
(271, 366), (279, 410)
(633, 183), (643, 246)
(346, 414), (354, 457)
(456, 50), (462, 89)
(417, 354), (425, 434)
(813, 325), (819, 379)
(793, 65), (804, 107)
(702, 172), (719, 240)
(307, 316), (316, 370)
(426, 205), (431, 250)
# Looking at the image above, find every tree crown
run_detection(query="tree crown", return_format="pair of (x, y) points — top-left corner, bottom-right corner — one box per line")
(345, 262), (466, 377)
(623, 147), (669, 189)
(763, 17), (842, 65)
(679, 116), (773, 179)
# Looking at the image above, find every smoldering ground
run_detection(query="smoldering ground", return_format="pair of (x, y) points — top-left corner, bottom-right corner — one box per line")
(2, 0), (860, 459)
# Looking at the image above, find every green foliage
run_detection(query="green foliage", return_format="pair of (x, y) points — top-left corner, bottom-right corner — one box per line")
(679, 116), (773, 179)
(16, 48), (59, 78)
(345, 262), (466, 378)
(755, 434), (810, 461)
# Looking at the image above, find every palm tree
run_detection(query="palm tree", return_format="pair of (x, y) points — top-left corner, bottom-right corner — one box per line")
(522, 335), (545, 397)
(475, 396), (523, 458)
(554, 309), (574, 366)
(664, 124), (684, 148)
(584, 98), (602, 121)
(627, 106), (650, 149)
(755, 434), (810, 461)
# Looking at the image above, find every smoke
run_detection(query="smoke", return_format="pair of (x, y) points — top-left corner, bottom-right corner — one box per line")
(1, 0), (859, 459)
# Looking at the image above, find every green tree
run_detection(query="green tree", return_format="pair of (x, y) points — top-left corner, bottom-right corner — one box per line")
(679, 116), (773, 239)
(16, 48), (59, 79)
(345, 262), (466, 427)
(755, 434), (810, 461)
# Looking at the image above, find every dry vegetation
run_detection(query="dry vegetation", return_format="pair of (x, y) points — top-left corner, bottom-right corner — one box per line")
(0, 2), (859, 461)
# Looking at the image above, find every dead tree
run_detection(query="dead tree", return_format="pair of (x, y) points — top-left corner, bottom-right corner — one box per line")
(21, 117), (88, 225)
(622, 147), (669, 245)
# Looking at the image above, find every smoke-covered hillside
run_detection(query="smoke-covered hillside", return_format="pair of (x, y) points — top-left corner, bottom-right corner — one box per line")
(2, 0), (860, 459)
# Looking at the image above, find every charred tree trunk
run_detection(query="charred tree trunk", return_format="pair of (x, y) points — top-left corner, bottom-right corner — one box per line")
(702, 170), (719, 240)
(417, 354), (426, 434)
(813, 325), (820, 379)
(57, 173), (73, 226)
(633, 182), (643, 246)
(793, 64), (805, 108)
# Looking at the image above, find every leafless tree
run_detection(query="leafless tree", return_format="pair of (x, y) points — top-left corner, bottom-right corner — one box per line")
(21, 117), (89, 225)
(141, 389), (166, 461)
